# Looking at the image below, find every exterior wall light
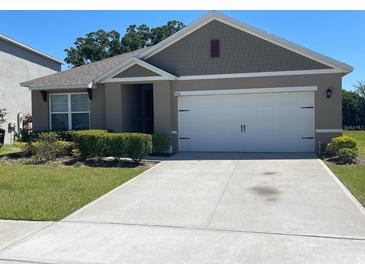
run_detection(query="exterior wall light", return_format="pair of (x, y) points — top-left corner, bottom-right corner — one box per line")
(326, 88), (333, 98)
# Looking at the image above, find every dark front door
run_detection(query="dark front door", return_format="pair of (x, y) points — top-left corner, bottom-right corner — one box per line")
(140, 84), (154, 134)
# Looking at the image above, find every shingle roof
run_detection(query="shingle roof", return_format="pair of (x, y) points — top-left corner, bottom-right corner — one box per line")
(21, 48), (148, 90)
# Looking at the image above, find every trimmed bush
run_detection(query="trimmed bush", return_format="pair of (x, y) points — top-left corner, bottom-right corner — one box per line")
(71, 130), (152, 162)
(337, 148), (358, 164)
(152, 134), (170, 154)
(326, 135), (357, 155)
(71, 130), (107, 158)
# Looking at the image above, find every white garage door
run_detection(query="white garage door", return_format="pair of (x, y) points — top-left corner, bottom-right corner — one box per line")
(178, 90), (315, 152)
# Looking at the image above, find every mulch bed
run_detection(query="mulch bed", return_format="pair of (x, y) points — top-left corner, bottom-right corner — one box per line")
(321, 155), (364, 165)
(0, 155), (156, 168)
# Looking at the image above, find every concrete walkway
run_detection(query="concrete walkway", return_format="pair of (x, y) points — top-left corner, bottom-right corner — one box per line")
(1, 152), (365, 263)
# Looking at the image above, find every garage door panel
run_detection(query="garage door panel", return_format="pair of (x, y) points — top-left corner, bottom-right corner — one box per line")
(178, 91), (315, 152)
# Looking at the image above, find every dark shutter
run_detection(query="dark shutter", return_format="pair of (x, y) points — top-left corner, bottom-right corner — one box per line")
(210, 39), (220, 57)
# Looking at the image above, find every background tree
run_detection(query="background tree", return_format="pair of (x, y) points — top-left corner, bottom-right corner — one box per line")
(121, 24), (152, 52)
(65, 30), (122, 67)
(342, 89), (365, 127)
(65, 20), (185, 67)
(354, 81), (365, 97)
(150, 20), (185, 45)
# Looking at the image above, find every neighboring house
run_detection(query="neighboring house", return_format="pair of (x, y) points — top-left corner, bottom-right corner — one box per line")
(0, 34), (63, 143)
(22, 12), (353, 153)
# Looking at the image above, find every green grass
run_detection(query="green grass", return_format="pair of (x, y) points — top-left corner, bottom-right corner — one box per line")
(0, 164), (146, 221)
(327, 130), (365, 207)
(0, 145), (21, 156)
(343, 130), (365, 160)
(328, 164), (365, 206)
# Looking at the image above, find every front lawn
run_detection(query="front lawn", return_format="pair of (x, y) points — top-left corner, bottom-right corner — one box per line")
(327, 130), (365, 207)
(343, 130), (365, 159)
(329, 164), (365, 206)
(0, 144), (21, 156)
(0, 164), (146, 221)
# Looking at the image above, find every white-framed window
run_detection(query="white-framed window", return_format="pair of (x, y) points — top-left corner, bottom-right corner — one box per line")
(49, 93), (90, 130)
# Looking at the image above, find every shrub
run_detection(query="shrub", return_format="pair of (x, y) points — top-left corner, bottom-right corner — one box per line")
(337, 148), (358, 164)
(32, 140), (73, 161)
(71, 130), (152, 162)
(70, 148), (82, 159)
(120, 133), (152, 162)
(326, 135), (357, 155)
(14, 142), (32, 157)
(54, 130), (75, 142)
(71, 130), (107, 158)
(31, 132), (74, 161)
(19, 130), (76, 143)
(152, 134), (170, 154)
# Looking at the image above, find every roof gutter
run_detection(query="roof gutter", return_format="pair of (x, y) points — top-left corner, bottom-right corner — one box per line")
(21, 83), (96, 91)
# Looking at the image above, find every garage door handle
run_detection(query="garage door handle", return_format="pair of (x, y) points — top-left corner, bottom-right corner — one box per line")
(240, 124), (246, 133)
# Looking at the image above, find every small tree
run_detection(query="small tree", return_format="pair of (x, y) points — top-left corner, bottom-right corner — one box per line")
(354, 81), (365, 98)
(0, 108), (6, 127)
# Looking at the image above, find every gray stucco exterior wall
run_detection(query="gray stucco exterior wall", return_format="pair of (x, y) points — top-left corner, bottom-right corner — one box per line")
(153, 81), (172, 137)
(147, 20), (330, 76)
(105, 83), (123, 132)
(31, 90), (49, 131)
(0, 40), (61, 143)
(90, 85), (106, 129)
(0, 39), (61, 71)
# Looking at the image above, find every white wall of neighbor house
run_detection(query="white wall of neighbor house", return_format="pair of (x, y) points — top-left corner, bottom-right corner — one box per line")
(0, 45), (60, 143)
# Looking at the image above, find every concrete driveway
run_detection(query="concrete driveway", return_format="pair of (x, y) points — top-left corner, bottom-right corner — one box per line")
(1, 152), (365, 263)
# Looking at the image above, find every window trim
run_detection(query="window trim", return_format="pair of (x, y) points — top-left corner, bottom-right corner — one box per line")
(49, 92), (90, 131)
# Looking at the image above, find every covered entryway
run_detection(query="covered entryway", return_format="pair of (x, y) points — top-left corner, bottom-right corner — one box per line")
(177, 87), (316, 152)
(121, 83), (154, 134)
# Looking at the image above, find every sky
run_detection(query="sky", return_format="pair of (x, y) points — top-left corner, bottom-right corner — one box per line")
(0, 10), (363, 90)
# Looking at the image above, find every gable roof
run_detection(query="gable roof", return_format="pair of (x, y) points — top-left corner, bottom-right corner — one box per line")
(139, 11), (353, 73)
(22, 11), (353, 90)
(22, 48), (148, 90)
(0, 34), (64, 65)
(97, 57), (177, 83)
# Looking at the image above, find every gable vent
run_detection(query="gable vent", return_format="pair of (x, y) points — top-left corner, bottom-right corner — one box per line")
(210, 39), (220, 57)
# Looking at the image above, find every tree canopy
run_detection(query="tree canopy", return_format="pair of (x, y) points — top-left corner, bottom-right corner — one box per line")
(342, 88), (365, 128)
(64, 20), (185, 67)
(354, 81), (365, 98)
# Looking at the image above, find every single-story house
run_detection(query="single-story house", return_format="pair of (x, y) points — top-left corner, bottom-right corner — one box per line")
(0, 34), (63, 143)
(22, 11), (353, 153)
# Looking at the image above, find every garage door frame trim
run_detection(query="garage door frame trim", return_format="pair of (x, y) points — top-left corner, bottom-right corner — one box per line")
(175, 86), (318, 97)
